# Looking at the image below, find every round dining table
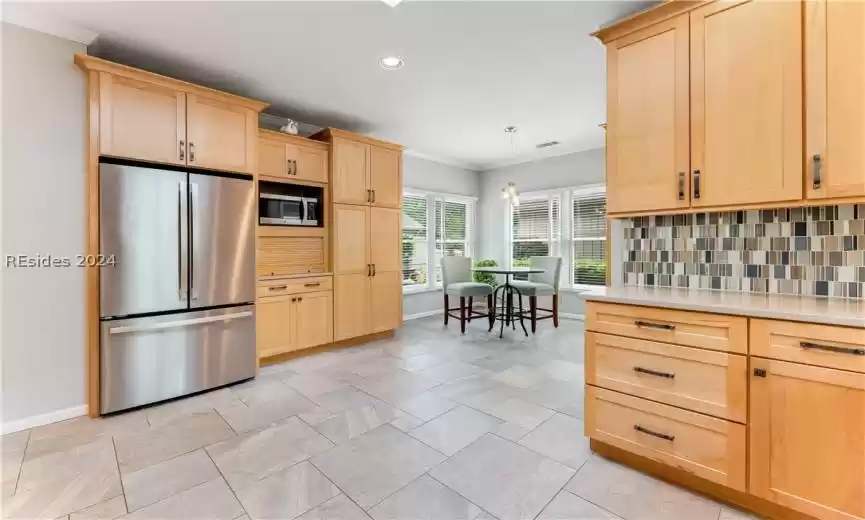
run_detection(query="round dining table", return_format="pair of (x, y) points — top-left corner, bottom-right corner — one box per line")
(471, 266), (544, 338)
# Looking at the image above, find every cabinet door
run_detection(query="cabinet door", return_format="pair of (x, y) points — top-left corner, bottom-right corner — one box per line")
(370, 207), (401, 273)
(370, 270), (402, 333)
(98, 73), (186, 165)
(258, 138), (288, 178)
(369, 147), (402, 208)
(690, 0), (802, 207)
(806, 0), (865, 199)
(332, 138), (370, 205)
(750, 359), (865, 520)
(288, 144), (328, 184)
(256, 295), (294, 358)
(606, 16), (690, 214)
(295, 291), (333, 349)
(334, 274), (370, 341)
(333, 204), (369, 275)
(186, 94), (257, 174)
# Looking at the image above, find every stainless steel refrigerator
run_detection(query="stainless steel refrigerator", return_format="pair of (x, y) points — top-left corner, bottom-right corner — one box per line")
(99, 161), (256, 414)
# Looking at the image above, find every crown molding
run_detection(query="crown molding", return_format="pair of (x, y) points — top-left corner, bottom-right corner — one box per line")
(402, 149), (479, 172)
(0, 5), (98, 45)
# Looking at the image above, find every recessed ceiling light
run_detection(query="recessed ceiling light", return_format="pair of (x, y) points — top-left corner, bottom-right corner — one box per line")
(379, 56), (404, 70)
(504, 126), (517, 133)
(381, 0), (403, 6)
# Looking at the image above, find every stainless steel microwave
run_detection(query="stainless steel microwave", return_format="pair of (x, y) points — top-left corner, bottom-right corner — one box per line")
(260, 193), (319, 226)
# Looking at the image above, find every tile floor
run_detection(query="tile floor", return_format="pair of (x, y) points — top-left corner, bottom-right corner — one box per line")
(1, 316), (758, 520)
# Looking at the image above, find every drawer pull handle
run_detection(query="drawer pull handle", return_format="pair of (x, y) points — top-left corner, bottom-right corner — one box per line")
(634, 320), (675, 331)
(800, 341), (865, 356)
(268, 285), (288, 291)
(633, 366), (675, 379)
(303, 282), (321, 287)
(634, 424), (675, 442)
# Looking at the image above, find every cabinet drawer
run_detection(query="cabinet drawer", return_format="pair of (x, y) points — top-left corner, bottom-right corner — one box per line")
(587, 332), (747, 422)
(585, 386), (746, 491)
(586, 302), (747, 354)
(750, 319), (865, 374)
(256, 276), (332, 298)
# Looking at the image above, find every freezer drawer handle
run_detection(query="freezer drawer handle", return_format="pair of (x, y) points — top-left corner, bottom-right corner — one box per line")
(634, 424), (675, 442)
(800, 341), (865, 356)
(634, 320), (675, 331)
(108, 311), (253, 335)
(633, 366), (675, 379)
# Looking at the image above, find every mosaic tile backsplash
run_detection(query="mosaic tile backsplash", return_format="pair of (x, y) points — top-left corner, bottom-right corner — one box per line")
(622, 204), (865, 299)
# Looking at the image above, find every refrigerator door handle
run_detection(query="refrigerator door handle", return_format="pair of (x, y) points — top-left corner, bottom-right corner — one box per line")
(178, 181), (188, 301)
(189, 182), (199, 301)
(108, 311), (253, 335)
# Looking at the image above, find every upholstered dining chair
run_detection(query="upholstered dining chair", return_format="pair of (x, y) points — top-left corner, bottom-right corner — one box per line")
(511, 256), (562, 333)
(441, 256), (494, 334)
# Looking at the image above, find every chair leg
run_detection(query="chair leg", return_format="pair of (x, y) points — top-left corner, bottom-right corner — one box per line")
(530, 296), (537, 334)
(467, 296), (473, 322)
(552, 293), (559, 328)
(443, 294), (449, 325)
(487, 294), (494, 329)
(459, 297), (466, 334)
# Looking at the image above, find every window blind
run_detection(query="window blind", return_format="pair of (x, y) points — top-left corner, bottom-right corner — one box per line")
(434, 198), (471, 286)
(402, 194), (429, 288)
(571, 189), (606, 286)
(511, 196), (561, 272)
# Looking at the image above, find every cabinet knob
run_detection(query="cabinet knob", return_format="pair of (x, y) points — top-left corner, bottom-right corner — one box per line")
(753, 368), (767, 378)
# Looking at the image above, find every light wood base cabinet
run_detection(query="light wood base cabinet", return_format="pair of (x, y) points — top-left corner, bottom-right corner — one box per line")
(257, 291), (334, 359)
(334, 274), (371, 342)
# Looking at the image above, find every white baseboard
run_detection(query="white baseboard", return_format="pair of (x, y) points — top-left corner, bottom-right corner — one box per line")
(559, 313), (585, 321)
(403, 309), (444, 321)
(2, 404), (87, 434)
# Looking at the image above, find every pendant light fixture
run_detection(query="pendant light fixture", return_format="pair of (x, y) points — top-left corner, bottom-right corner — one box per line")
(501, 126), (520, 206)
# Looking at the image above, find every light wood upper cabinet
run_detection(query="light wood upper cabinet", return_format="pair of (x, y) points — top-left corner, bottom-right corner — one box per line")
(369, 147), (402, 208)
(370, 207), (401, 273)
(258, 137), (288, 178)
(98, 73), (186, 165)
(370, 271), (402, 334)
(334, 273), (370, 341)
(295, 291), (333, 349)
(332, 138), (370, 205)
(287, 143), (328, 184)
(186, 94), (257, 174)
(690, 0), (802, 208)
(806, 0), (865, 200)
(333, 204), (369, 275)
(750, 359), (865, 520)
(256, 295), (294, 358)
(606, 15), (690, 214)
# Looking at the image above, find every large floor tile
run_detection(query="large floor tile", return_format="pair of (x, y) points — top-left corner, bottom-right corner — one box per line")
(537, 491), (622, 520)
(1, 430), (29, 497)
(369, 475), (484, 520)
(207, 417), (333, 490)
(114, 411), (234, 473)
(565, 457), (721, 520)
(282, 373), (350, 399)
(68, 496), (128, 520)
(294, 494), (371, 520)
(518, 414), (590, 470)
(408, 406), (501, 456)
(393, 393), (457, 422)
(311, 424), (445, 508)
(145, 388), (245, 429)
(719, 507), (760, 520)
(312, 387), (381, 414)
(4, 438), (121, 519)
(429, 434), (574, 520)
(490, 365), (545, 389)
(479, 395), (555, 431)
(236, 461), (340, 520)
(122, 478), (243, 520)
(25, 412), (149, 461)
(217, 389), (322, 434)
(310, 402), (410, 444)
(121, 449), (219, 512)
(521, 379), (585, 419)
(414, 362), (492, 384)
(353, 371), (441, 404)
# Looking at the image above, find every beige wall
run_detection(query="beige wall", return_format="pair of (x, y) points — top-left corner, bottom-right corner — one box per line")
(1, 23), (87, 429)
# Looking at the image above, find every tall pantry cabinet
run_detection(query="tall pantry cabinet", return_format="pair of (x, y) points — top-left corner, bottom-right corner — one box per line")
(315, 129), (404, 342)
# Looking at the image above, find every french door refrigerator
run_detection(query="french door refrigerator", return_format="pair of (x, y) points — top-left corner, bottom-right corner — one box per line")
(99, 160), (256, 414)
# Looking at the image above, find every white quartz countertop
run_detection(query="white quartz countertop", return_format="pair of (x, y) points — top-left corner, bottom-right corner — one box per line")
(580, 286), (865, 328)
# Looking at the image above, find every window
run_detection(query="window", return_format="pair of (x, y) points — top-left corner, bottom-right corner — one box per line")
(402, 190), (475, 292)
(510, 195), (560, 269)
(571, 187), (607, 286)
(402, 194), (428, 288)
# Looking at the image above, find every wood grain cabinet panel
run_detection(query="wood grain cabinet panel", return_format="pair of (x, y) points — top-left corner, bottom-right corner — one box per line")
(689, 0), (802, 207)
(585, 302), (748, 354)
(333, 204), (370, 275)
(586, 386), (746, 491)
(369, 146), (402, 208)
(750, 358), (865, 520)
(332, 138), (370, 205)
(257, 236), (325, 277)
(258, 137), (288, 178)
(370, 207), (401, 273)
(370, 270), (402, 334)
(587, 332), (747, 422)
(256, 295), (295, 358)
(806, 0), (865, 200)
(334, 273), (370, 341)
(295, 291), (333, 349)
(750, 319), (865, 374)
(288, 143), (328, 184)
(186, 94), (257, 174)
(98, 73), (186, 165)
(256, 276), (332, 299)
(606, 15), (690, 214)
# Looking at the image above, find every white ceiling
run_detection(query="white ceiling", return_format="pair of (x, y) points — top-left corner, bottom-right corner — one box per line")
(6, 0), (651, 170)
